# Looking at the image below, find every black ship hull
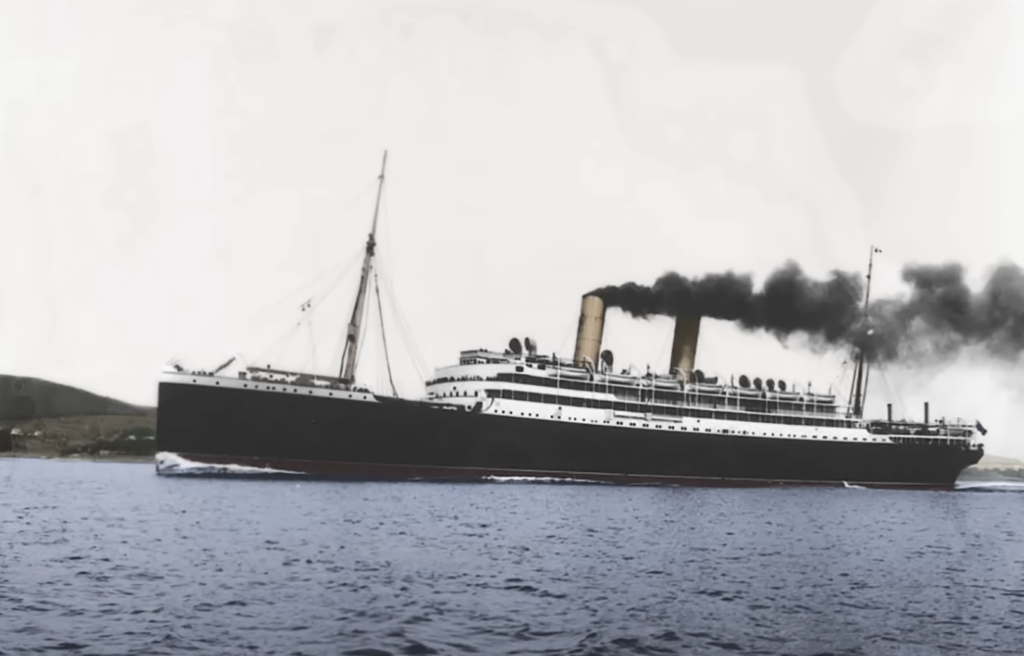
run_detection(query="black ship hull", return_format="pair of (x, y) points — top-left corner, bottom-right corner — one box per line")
(155, 379), (983, 490)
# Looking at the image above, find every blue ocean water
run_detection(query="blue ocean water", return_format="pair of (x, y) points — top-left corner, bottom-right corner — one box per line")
(1, 458), (1022, 656)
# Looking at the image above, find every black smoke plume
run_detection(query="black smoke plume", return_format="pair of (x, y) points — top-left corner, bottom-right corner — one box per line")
(589, 261), (1024, 363)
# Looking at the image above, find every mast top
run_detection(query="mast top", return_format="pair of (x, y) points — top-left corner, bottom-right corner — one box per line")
(863, 245), (879, 316)
(369, 150), (387, 239)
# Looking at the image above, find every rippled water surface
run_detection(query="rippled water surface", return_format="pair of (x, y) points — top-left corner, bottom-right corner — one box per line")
(2, 458), (1023, 655)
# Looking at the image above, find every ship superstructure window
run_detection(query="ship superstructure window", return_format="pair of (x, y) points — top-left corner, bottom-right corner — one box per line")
(478, 370), (859, 429)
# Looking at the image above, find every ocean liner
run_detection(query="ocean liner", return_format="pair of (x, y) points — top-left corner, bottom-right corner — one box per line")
(155, 153), (985, 489)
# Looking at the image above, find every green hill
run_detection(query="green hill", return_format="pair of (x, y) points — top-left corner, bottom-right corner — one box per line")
(0, 374), (152, 420)
(0, 375), (155, 458)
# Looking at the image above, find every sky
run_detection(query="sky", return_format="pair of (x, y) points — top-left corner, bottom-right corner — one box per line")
(2, 0), (1024, 457)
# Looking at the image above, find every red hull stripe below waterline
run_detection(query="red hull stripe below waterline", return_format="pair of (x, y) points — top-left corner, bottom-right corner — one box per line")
(164, 453), (956, 491)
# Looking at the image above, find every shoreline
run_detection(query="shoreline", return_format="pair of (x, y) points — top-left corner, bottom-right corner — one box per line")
(0, 453), (154, 464)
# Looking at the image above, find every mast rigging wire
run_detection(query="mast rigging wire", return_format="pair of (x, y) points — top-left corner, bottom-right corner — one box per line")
(375, 258), (430, 385)
(230, 155), (432, 394)
(374, 268), (398, 397)
(251, 261), (356, 371)
(374, 189), (430, 386)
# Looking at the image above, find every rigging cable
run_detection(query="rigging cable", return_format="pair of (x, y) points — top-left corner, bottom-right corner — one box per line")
(376, 259), (431, 385)
(351, 269), (374, 380)
(306, 313), (318, 373)
(877, 364), (908, 421)
(375, 189), (431, 384)
(251, 262), (354, 371)
(302, 254), (369, 375)
(835, 257), (871, 415)
(656, 324), (672, 375)
(862, 359), (872, 413)
(245, 251), (361, 372)
(307, 177), (379, 266)
(836, 360), (854, 414)
(245, 237), (364, 327)
(242, 172), (378, 332)
(374, 267), (398, 397)
(252, 321), (303, 369)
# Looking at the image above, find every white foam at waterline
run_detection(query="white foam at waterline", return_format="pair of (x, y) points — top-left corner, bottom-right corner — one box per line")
(155, 452), (302, 476)
(955, 480), (1024, 492)
(483, 475), (610, 484)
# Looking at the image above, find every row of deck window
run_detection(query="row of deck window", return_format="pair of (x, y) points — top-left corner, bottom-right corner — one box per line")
(493, 373), (840, 418)
(482, 388), (856, 429)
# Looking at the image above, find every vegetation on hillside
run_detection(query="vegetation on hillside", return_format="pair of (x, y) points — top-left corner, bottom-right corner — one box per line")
(0, 415), (157, 458)
(62, 427), (157, 457)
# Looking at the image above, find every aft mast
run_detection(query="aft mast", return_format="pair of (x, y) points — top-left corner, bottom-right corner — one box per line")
(850, 245), (879, 418)
(339, 151), (388, 387)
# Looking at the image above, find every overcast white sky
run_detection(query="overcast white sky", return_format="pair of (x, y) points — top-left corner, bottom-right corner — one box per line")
(3, 0), (1024, 456)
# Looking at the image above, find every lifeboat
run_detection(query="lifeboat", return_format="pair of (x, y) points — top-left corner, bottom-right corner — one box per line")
(604, 373), (638, 385)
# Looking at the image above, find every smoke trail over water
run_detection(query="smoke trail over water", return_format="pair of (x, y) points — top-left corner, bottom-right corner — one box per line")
(589, 261), (1024, 363)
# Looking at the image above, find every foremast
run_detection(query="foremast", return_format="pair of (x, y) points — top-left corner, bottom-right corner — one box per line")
(339, 150), (388, 387)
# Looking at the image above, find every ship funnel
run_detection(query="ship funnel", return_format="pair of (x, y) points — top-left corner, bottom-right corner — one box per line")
(573, 295), (606, 368)
(669, 315), (702, 381)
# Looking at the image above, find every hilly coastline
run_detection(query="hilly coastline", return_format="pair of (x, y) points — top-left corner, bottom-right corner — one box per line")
(0, 374), (156, 460)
